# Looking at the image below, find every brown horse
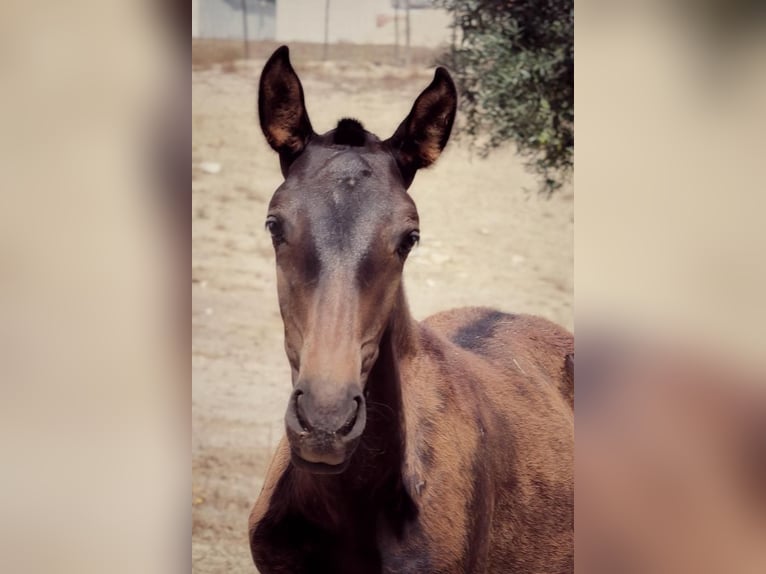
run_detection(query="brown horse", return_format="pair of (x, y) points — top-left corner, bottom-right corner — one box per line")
(248, 46), (574, 574)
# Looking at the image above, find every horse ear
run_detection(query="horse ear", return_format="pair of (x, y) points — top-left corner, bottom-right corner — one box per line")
(258, 46), (314, 175)
(386, 67), (457, 188)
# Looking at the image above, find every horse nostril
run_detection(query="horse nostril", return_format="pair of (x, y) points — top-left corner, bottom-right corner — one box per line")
(294, 390), (312, 432)
(338, 396), (362, 436)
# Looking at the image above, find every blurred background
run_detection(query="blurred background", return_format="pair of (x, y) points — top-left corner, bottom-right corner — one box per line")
(192, 1), (572, 571)
(576, 1), (766, 572)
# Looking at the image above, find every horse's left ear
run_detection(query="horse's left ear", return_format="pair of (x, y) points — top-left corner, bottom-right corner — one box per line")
(386, 67), (457, 188)
(258, 46), (315, 176)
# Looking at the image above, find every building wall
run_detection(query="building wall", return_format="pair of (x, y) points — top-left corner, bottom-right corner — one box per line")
(192, 0), (199, 37)
(197, 0), (276, 40)
(275, 0), (451, 47)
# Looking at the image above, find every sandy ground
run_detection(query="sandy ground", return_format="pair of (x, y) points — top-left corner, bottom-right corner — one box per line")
(192, 55), (572, 573)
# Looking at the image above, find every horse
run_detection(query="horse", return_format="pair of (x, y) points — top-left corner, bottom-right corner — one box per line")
(248, 46), (574, 574)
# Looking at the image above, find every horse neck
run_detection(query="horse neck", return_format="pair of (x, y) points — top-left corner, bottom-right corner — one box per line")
(359, 283), (415, 470)
(338, 282), (416, 487)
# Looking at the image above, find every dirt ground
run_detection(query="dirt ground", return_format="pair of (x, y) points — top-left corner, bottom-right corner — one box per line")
(192, 45), (572, 573)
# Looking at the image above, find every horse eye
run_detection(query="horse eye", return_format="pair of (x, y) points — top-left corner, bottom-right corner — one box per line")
(265, 216), (285, 245)
(397, 230), (420, 258)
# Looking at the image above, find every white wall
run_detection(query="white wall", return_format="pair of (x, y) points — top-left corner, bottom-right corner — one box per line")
(197, 0), (276, 40)
(192, 0), (199, 37)
(276, 0), (451, 47)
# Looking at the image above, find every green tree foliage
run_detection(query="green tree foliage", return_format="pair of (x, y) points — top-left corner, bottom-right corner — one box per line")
(438, 0), (573, 193)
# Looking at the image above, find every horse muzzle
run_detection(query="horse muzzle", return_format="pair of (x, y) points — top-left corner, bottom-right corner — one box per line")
(284, 384), (366, 473)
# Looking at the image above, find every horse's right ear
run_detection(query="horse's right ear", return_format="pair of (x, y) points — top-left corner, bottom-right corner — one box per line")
(258, 46), (314, 175)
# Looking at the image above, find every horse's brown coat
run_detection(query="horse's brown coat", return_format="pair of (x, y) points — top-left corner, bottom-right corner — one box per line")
(249, 46), (574, 574)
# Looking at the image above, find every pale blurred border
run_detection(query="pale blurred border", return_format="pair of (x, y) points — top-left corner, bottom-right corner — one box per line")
(0, 1), (187, 573)
(576, 0), (766, 366)
(576, 1), (766, 571)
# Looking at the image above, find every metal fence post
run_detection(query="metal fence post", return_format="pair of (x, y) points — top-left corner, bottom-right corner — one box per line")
(323, 0), (331, 60)
(241, 0), (250, 58)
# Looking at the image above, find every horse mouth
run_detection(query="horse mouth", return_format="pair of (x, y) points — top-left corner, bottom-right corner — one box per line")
(290, 450), (351, 475)
(284, 408), (366, 475)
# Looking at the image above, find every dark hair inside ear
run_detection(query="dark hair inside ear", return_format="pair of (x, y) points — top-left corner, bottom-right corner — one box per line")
(333, 118), (367, 147)
(386, 67), (457, 188)
(258, 46), (315, 175)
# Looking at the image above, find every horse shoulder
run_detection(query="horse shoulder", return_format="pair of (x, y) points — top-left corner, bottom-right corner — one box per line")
(385, 347), (499, 573)
(408, 316), (574, 572)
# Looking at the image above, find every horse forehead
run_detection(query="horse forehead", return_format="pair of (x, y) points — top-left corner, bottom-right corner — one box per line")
(300, 143), (396, 181)
(297, 149), (397, 215)
(321, 149), (374, 175)
(287, 170), (387, 259)
(275, 146), (410, 256)
(307, 183), (389, 258)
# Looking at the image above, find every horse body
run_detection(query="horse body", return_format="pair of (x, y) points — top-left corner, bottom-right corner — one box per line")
(250, 300), (573, 573)
(248, 46), (573, 573)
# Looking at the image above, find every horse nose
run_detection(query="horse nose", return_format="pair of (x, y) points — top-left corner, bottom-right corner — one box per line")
(286, 385), (365, 439)
(292, 389), (312, 432)
(336, 395), (363, 437)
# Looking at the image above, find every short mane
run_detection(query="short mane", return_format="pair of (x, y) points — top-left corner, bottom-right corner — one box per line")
(333, 118), (367, 147)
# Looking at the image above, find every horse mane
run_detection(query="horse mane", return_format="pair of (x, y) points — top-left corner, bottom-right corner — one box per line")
(333, 118), (367, 147)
